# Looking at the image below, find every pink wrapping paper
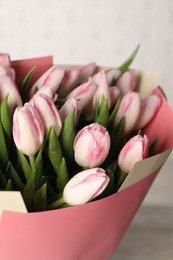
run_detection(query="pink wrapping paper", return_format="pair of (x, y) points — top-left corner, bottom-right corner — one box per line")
(0, 58), (173, 260)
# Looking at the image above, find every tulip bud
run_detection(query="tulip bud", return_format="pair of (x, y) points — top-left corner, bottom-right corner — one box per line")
(136, 93), (162, 129)
(106, 68), (121, 85)
(92, 71), (111, 108)
(67, 81), (98, 111)
(0, 52), (11, 68)
(116, 70), (137, 96)
(0, 66), (15, 80)
(109, 86), (121, 108)
(58, 69), (79, 98)
(29, 66), (65, 98)
(0, 75), (22, 114)
(78, 62), (97, 84)
(13, 103), (44, 156)
(32, 93), (62, 136)
(115, 91), (142, 134)
(59, 97), (79, 124)
(63, 168), (110, 205)
(118, 135), (149, 173)
(74, 123), (110, 168)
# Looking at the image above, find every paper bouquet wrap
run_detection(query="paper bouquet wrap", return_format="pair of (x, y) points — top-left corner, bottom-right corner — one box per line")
(0, 56), (173, 260)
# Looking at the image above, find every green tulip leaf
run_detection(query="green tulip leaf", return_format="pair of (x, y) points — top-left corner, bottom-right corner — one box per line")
(0, 168), (7, 189)
(108, 99), (120, 129)
(17, 150), (31, 181)
(5, 162), (24, 191)
(95, 95), (109, 128)
(19, 66), (36, 102)
(0, 95), (12, 149)
(47, 127), (63, 175)
(56, 157), (69, 192)
(22, 170), (35, 211)
(41, 176), (57, 198)
(59, 108), (75, 164)
(35, 149), (44, 189)
(0, 112), (9, 168)
(5, 179), (13, 191)
(32, 183), (47, 212)
(119, 44), (140, 73)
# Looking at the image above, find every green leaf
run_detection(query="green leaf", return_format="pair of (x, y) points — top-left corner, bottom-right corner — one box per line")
(0, 111), (9, 168)
(19, 66), (36, 102)
(95, 96), (109, 128)
(0, 168), (7, 188)
(59, 108), (75, 163)
(119, 44), (140, 73)
(32, 183), (47, 212)
(17, 150), (31, 181)
(5, 162), (24, 191)
(22, 170), (35, 211)
(41, 176), (57, 198)
(148, 137), (159, 157)
(56, 158), (69, 192)
(108, 99), (121, 129)
(0, 95), (12, 149)
(35, 149), (44, 189)
(47, 127), (63, 175)
(5, 179), (13, 190)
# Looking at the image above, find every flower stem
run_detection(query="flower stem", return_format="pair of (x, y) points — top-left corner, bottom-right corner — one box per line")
(116, 171), (127, 190)
(47, 197), (65, 210)
(29, 155), (35, 171)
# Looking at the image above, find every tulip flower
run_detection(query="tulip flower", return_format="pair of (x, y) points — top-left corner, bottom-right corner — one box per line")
(67, 81), (98, 111)
(78, 62), (97, 84)
(106, 68), (121, 85)
(58, 68), (79, 98)
(92, 71), (111, 109)
(136, 93), (162, 129)
(0, 52), (11, 68)
(0, 66), (15, 80)
(63, 168), (110, 205)
(74, 123), (110, 168)
(116, 70), (137, 96)
(59, 97), (79, 124)
(115, 91), (142, 134)
(13, 103), (44, 156)
(29, 66), (65, 98)
(0, 75), (22, 114)
(32, 93), (62, 136)
(118, 134), (149, 173)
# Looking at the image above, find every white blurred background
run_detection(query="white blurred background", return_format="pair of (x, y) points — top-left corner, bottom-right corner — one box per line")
(0, 0), (172, 206)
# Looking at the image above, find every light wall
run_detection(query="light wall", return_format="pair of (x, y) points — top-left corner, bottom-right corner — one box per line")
(0, 0), (172, 205)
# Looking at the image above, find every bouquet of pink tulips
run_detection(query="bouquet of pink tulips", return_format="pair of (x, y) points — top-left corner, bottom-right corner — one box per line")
(0, 46), (161, 211)
(0, 46), (173, 260)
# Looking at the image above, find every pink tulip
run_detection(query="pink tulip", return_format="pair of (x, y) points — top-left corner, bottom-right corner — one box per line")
(67, 81), (98, 111)
(59, 97), (79, 124)
(13, 103), (44, 156)
(32, 93), (62, 136)
(106, 68), (121, 85)
(136, 93), (162, 129)
(0, 66), (15, 80)
(116, 70), (137, 96)
(74, 123), (110, 168)
(92, 71), (111, 108)
(78, 62), (97, 84)
(109, 86), (121, 108)
(63, 168), (110, 205)
(58, 69), (79, 98)
(118, 135), (149, 173)
(29, 66), (65, 98)
(0, 52), (11, 68)
(115, 91), (142, 134)
(0, 75), (22, 114)
(29, 84), (57, 106)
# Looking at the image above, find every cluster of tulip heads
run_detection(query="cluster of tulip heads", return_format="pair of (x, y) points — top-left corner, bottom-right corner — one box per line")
(0, 49), (161, 211)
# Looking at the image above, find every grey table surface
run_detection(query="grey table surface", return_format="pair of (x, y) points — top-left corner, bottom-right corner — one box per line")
(109, 206), (173, 260)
